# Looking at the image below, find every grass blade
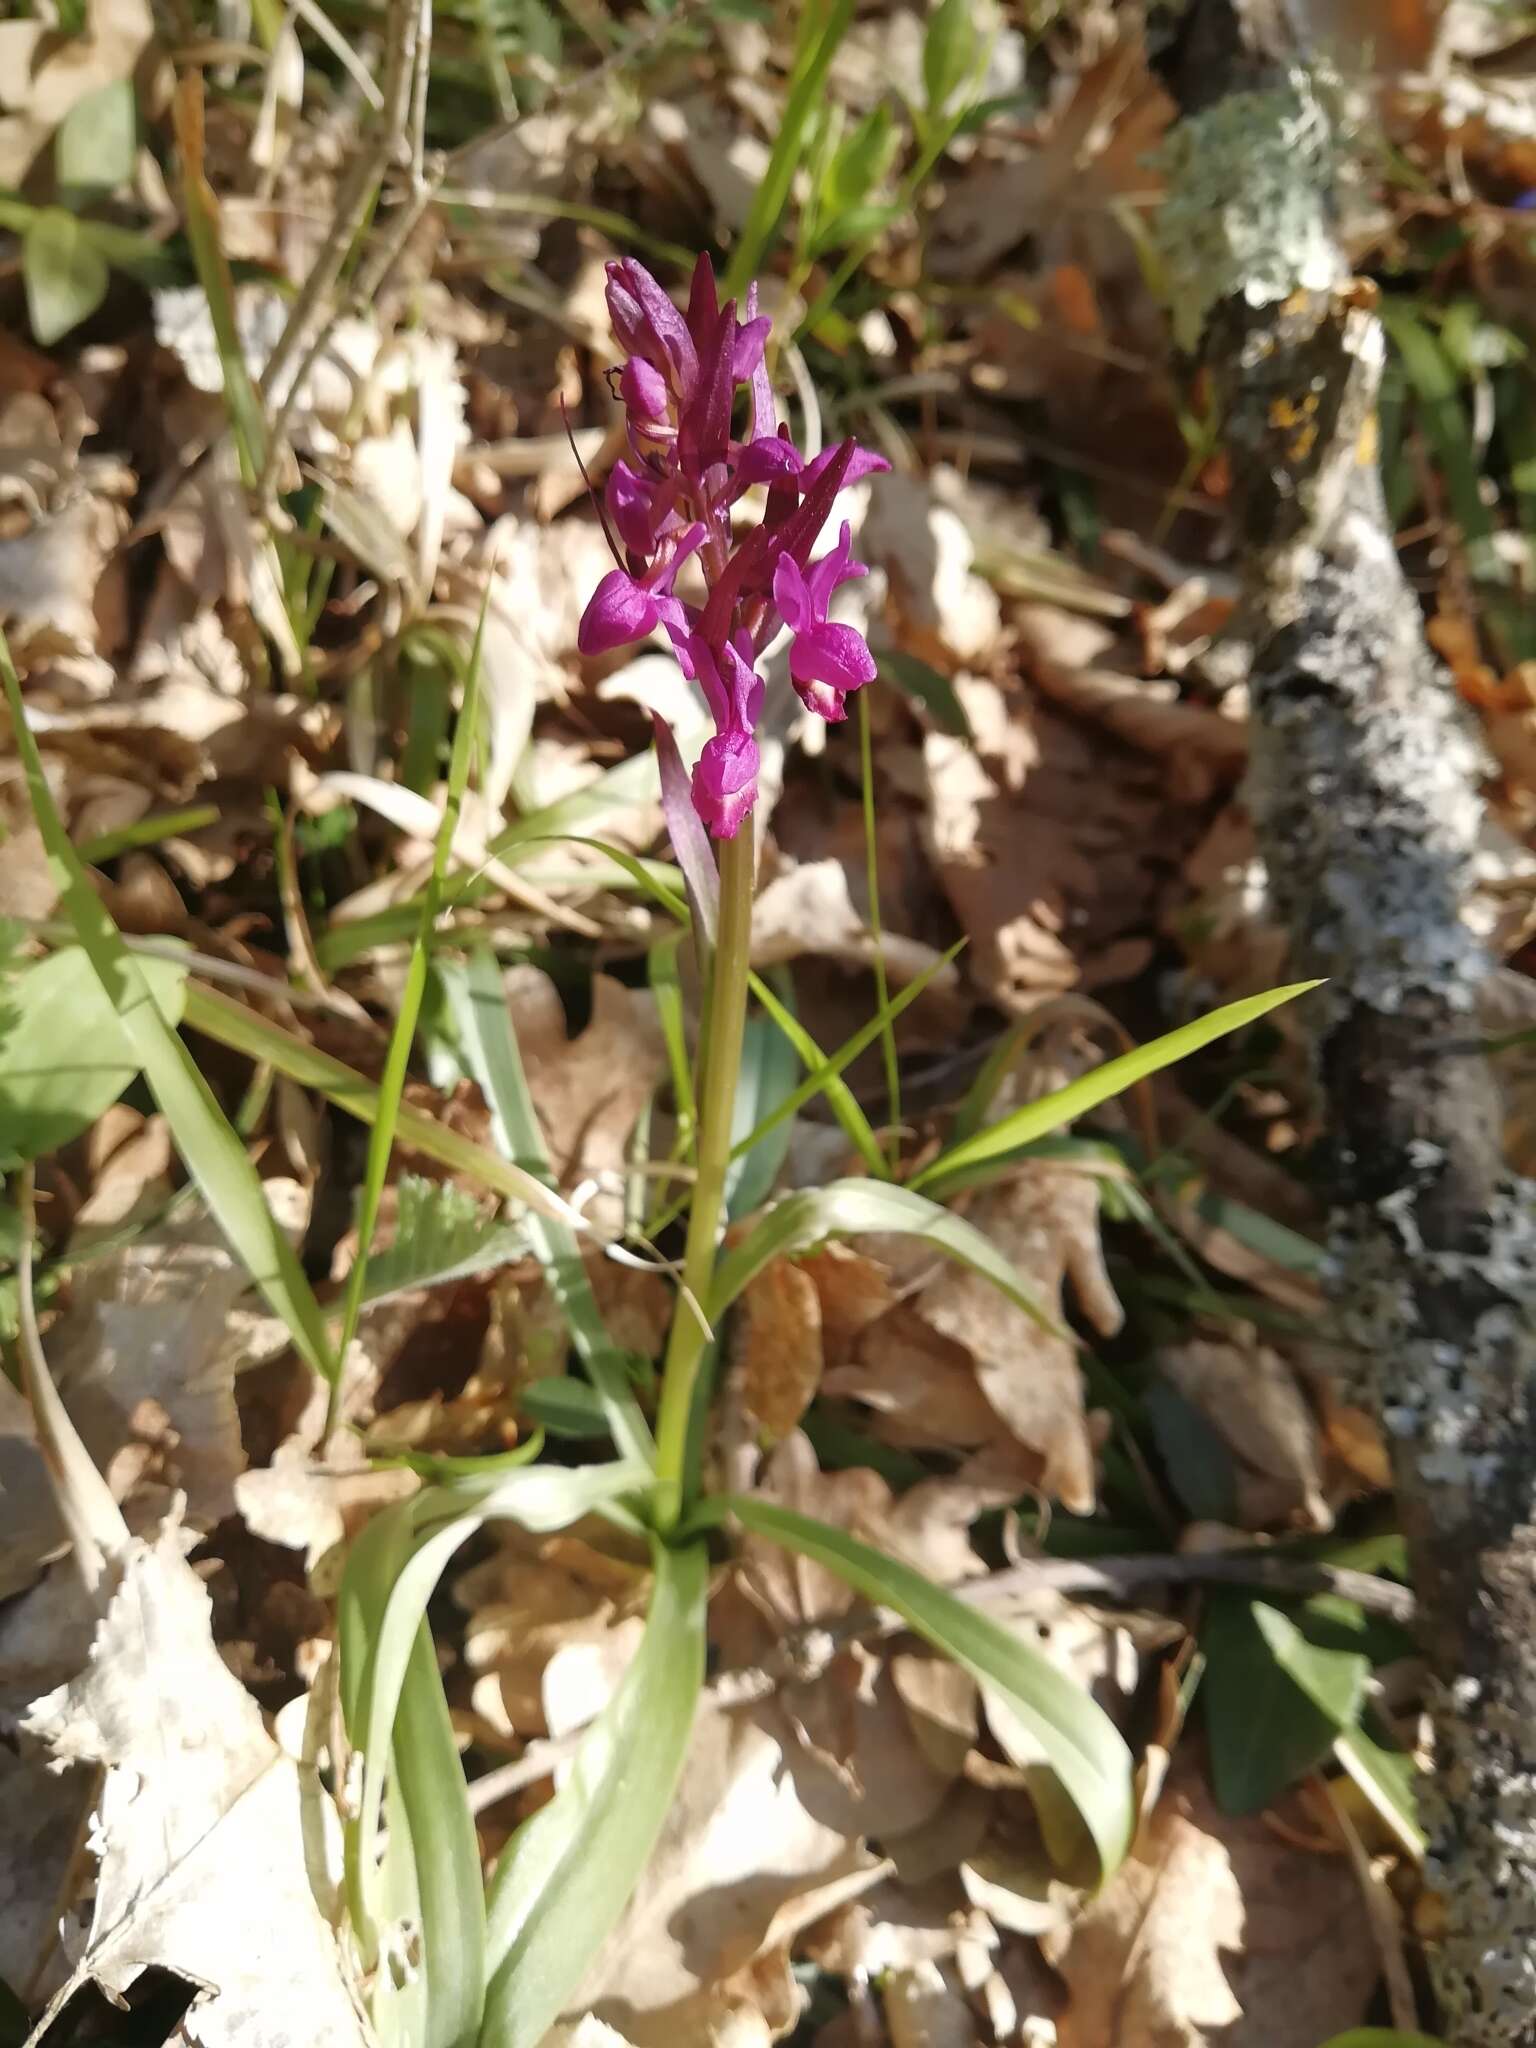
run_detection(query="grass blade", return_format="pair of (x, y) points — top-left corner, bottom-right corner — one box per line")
(912, 982), (1320, 1196)
(708, 1176), (1061, 1336)
(1, 627), (338, 1388)
(702, 1498), (1134, 1883)
(480, 1536), (708, 2048)
(729, 941), (964, 1167)
(746, 967), (888, 1180)
(333, 592), (491, 1391)
(180, 980), (588, 1228)
(721, 0), (856, 301)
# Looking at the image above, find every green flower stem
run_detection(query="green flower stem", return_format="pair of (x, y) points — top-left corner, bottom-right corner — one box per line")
(652, 825), (756, 1530)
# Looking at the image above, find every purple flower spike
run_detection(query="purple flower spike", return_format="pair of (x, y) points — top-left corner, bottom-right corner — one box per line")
(772, 521), (877, 720)
(580, 256), (886, 835)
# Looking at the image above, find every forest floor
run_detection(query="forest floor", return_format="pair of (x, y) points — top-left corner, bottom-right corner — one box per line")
(4, 2), (1536, 2044)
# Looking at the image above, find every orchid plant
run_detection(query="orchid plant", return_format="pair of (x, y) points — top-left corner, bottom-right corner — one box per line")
(319, 260), (1313, 2048)
(0, 248), (1315, 2048)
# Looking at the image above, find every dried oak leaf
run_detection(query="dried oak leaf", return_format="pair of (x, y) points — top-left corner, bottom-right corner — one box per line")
(1042, 1759), (1376, 2048)
(503, 965), (666, 1226)
(869, 1164), (1123, 1513)
(924, 680), (1192, 1004)
(735, 1255), (824, 1444)
(22, 1519), (372, 2048)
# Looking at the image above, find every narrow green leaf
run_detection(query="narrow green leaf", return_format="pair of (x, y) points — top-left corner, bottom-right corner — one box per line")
(335, 591), (491, 1385)
(340, 1461), (647, 1944)
(390, 1627), (487, 2048)
(1, 631), (337, 1387)
(747, 968), (887, 1180)
(914, 982), (1321, 1194)
(23, 209), (110, 345)
(923, 0), (978, 116)
(442, 947), (655, 1468)
(726, 1010), (801, 1218)
(730, 942), (964, 1167)
(1333, 1721), (1426, 1860)
(181, 979), (587, 1229)
(480, 1537), (708, 2048)
(879, 649), (974, 738)
(721, 0), (856, 299)
(0, 946), (187, 1168)
(709, 1177), (1060, 1335)
(710, 1499), (1133, 1882)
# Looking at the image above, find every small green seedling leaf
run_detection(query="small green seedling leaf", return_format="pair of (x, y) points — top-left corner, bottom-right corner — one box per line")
(55, 79), (137, 197)
(23, 209), (110, 344)
(0, 945), (187, 1168)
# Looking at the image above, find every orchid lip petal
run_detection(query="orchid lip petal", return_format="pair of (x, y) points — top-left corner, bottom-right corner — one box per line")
(579, 569), (659, 655)
(789, 620), (878, 697)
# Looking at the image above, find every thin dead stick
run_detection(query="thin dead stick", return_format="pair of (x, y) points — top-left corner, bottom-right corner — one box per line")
(465, 1546), (1414, 1815)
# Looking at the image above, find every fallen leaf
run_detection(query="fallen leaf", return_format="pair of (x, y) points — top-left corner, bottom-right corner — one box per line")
(735, 1255), (825, 1444)
(1042, 1759), (1377, 2048)
(906, 1164), (1122, 1513)
(22, 1517), (372, 2047)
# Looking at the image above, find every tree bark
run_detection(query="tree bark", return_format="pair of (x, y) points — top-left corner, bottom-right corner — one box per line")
(1159, 9), (1536, 2043)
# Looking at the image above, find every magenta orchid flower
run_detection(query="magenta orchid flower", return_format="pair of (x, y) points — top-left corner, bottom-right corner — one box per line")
(577, 522), (703, 656)
(772, 521), (876, 722)
(577, 254), (888, 837)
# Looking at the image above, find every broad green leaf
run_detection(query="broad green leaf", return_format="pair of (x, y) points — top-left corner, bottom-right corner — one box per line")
(708, 1498), (1134, 1882)
(913, 982), (1320, 1195)
(520, 1376), (611, 1438)
(441, 947), (654, 1468)
(23, 209), (110, 345)
(480, 1537), (708, 2048)
(1202, 1593), (1369, 1815)
(823, 102), (898, 217)
(709, 1177), (1059, 1335)
(0, 945), (186, 1168)
(1, 632), (337, 1388)
(55, 79), (136, 196)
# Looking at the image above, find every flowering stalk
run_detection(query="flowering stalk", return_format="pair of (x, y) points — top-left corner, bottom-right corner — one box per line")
(577, 254), (887, 1523)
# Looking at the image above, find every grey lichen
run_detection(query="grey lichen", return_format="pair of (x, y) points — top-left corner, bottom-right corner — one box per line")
(1154, 73), (1343, 352)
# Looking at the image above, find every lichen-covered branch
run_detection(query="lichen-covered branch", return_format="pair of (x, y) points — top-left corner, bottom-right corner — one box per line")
(1159, 9), (1536, 2043)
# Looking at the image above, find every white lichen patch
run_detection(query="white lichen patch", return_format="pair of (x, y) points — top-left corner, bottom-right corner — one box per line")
(1155, 75), (1344, 352)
